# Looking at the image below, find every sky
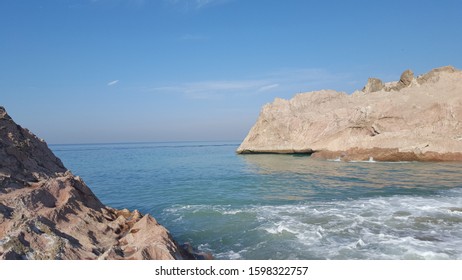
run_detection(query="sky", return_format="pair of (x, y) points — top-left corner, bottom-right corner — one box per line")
(1, 0), (462, 144)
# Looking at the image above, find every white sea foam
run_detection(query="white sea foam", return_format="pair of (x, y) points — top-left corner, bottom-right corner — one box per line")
(261, 222), (298, 235)
(349, 157), (376, 163)
(271, 191), (462, 259)
(214, 250), (244, 260)
(163, 188), (462, 259)
(197, 243), (211, 252)
(222, 209), (242, 215)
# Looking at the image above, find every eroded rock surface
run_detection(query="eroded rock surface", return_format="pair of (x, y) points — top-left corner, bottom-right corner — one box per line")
(0, 106), (186, 259)
(237, 66), (462, 161)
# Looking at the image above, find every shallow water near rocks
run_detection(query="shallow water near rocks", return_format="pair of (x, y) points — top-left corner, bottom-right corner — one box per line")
(51, 142), (462, 259)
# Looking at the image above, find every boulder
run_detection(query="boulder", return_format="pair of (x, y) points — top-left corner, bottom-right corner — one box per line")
(362, 78), (384, 93)
(395, 69), (414, 90)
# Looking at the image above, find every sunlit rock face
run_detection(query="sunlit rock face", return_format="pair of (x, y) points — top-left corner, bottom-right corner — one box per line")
(237, 66), (462, 161)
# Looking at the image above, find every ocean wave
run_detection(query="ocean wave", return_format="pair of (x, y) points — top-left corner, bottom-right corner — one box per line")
(163, 188), (462, 259)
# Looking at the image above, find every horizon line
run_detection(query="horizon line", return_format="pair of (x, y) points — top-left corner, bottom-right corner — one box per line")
(48, 139), (243, 146)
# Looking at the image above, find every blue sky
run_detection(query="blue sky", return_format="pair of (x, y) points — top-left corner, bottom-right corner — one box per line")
(1, 0), (462, 144)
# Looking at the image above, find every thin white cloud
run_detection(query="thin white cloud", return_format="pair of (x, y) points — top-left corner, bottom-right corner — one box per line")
(264, 68), (354, 93)
(186, 80), (264, 92)
(90, 0), (145, 6)
(107, 80), (119, 86)
(179, 34), (207, 41)
(151, 79), (267, 96)
(195, 0), (217, 9)
(146, 68), (354, 99)
(165, 0), (231, 10)
(258, 83), (279, 92)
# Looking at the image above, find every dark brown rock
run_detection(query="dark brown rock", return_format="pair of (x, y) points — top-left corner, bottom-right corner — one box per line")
(0, 107), (66, 193)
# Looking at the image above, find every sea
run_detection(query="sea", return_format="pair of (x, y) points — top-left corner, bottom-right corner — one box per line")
(50, 141), (462, 260)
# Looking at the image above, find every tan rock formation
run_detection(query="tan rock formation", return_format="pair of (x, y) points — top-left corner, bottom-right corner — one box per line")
(396, 69), (414, 90)
(362, 78), (384, 93)
(0, 106), (187, 259)
(237, 66), (462, 161)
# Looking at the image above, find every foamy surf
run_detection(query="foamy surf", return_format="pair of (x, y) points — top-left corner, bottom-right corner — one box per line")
(164, 188), (462, 259)
(348, 157), (377, 163)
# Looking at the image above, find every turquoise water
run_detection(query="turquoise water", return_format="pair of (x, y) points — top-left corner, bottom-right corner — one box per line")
(51, 142), (462, 259)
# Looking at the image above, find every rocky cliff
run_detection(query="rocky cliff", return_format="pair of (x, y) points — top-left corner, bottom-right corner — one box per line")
(0, 106), (187, 259)
(237, 66), (462, 161)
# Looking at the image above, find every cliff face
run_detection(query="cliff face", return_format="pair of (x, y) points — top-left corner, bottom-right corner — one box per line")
(237, 66), (462, 161)
(0, 107), (184, 259)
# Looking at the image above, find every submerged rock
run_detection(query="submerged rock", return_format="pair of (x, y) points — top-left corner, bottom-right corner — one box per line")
(237, 66), (462, 161)
(0, 106), (188, 259)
